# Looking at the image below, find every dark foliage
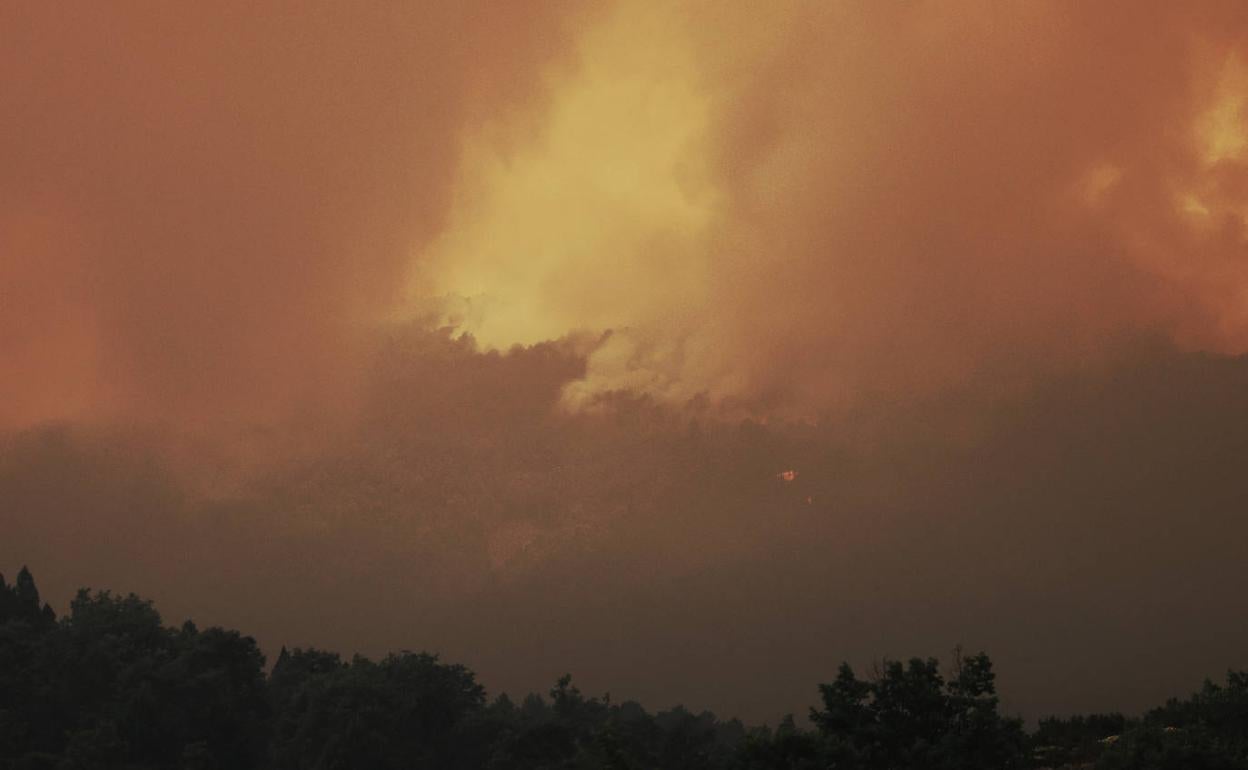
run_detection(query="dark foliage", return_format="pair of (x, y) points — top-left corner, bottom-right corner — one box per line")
(0, 567), (1243, 769)
(804, 650), (1026, 770)
(0, 574), (268, 769)
(1028, 712), (1126, 767)
(1093, 671), (1248, 770)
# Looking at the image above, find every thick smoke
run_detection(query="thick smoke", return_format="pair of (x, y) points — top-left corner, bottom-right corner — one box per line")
(7, 2), (1248, 424)
(4, 1), (1248, 725)
(420, 2), (1248, 413)
(1, 1), (580, 430)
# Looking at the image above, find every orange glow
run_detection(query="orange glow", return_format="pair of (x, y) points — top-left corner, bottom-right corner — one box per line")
(1196, 54), (1248, 165)
(6, 1), (1248, 729)
(401, 4), (1248, 414)
(7, 3), (1248, 426)
(408, 3), (717, 349)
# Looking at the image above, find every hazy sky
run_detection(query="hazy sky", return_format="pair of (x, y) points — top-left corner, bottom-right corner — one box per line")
(4, 1), (1248, 723)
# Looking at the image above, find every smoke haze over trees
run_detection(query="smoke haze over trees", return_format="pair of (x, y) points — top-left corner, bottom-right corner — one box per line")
(5, 336), (1248, 724)
(4, 0), (1248, 738)
(3, 567), (1246, 769)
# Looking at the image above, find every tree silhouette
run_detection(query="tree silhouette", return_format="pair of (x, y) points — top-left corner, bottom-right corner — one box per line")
(1, 565), (1244, 770)
(808, 650), (1024, 770)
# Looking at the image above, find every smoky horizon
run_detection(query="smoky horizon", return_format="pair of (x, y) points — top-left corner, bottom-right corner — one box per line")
(3, 0), (1248, 731)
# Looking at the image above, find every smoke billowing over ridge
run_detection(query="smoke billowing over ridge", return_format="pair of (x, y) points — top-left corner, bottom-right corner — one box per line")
(4, 0), (1248, 727)
(416, 2), (1248, 414)
(6, 2), (1248, 426)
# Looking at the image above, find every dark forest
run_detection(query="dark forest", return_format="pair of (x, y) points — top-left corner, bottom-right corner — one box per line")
(2, 567), (1245, 770)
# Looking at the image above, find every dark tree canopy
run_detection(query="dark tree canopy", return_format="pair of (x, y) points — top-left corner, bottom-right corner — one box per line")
(804, 650), (1025, 770)
(0, 568), (55, 628)
(0, 566), (1244, 770)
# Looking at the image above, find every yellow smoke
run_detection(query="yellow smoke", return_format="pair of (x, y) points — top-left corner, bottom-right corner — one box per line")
(410, 3), (718, 350)
(411, 3), (1248, 412)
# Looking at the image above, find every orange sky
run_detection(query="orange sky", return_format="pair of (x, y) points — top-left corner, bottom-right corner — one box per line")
(6, 1), (1248, 427)
(4, 1), (1248, 723)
